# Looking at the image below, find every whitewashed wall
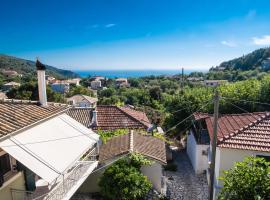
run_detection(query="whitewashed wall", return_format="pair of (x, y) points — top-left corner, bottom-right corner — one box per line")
(141, 162), (163, 193)
(187, 131), (209, 174)
(213, 147), (270, 199)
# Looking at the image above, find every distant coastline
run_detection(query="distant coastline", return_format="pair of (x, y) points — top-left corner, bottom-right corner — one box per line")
(75, 69), (206, 78)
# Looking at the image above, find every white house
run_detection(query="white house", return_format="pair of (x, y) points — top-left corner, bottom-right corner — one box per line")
(0, 60), (100, 200)
(67, 94), (98, 108)
(187, 112), (270, 199)
(3, 82), (21, 91)
(78, 130), (167, 195)
(90, 80), (102, 90)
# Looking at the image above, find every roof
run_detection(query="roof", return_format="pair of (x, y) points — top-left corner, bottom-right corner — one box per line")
(0, 99), (69, 138)
(115, 78), (128, 81)
(67, 95), (98, 104)
(2, 70), (18, 75)
(193, 112), (210, 121)
(94, 105), (151, 130)
(0, 113), (99, 183)
(99, 131), (166, 164)
(67, 105), (151, 131)
(204, 112), (270, 152)
(4, 82), (21, 86)
(66, 108), (92, 128)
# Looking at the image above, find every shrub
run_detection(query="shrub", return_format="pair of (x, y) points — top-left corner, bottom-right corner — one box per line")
(218, 156), (270, 200)
(99, 154), (152, 200)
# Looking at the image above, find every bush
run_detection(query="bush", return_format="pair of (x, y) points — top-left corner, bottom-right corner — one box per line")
(218, 156), (270, 200)
(99, 154), (152, 200)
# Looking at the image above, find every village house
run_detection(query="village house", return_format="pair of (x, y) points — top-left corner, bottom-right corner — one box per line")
(45, 75), (55, 84)
(90, 80), (102, 90)
(67, 94), (98, 108)
(66, 78), (81, 86)
(203, 80), (228, 87)
(2, 82), (21, 91)
(0, 61), (100, 200)
(78, 130), (167, 195)
(187, 112), (270, 198)
(1, 70), (21, 78)
(115, 78), (129, 87)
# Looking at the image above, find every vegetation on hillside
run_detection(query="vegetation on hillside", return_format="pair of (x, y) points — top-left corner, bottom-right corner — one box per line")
(0, 54), (78, 79)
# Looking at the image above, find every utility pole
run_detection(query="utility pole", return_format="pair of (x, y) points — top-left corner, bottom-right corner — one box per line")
(181, 67), (184, 89)
(209, 89), (220, 200)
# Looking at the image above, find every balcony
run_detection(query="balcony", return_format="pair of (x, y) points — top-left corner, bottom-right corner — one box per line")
(11, 147), (98, 200)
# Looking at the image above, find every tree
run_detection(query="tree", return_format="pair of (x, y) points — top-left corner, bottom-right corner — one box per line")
(99, 154), (152, 200)
(66, 85), (94, 97)
(218, 156), (270, 200)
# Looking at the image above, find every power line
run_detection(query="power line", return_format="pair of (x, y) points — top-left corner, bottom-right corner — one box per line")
(222, 100), (260, 122)
(165, 99), (213, 134)
(221, 97), (270, 107)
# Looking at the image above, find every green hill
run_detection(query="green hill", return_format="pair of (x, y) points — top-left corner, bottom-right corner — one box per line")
(215, 47), (270, 71)
(0, 54), (79, 79)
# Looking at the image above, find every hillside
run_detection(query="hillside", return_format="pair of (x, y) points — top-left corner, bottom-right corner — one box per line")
(0, 54), (79, 79)
(215, 47), (270, 71)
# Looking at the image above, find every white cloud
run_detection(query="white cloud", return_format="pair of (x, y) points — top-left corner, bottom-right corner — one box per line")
(252, 35), (270, 45)
(221, 40), (237, 47)
(105, 23), (116, 28)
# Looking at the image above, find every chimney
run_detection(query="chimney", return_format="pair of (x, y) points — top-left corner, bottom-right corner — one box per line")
(92, 109), (98, 125)
(36, 59), (47, 106)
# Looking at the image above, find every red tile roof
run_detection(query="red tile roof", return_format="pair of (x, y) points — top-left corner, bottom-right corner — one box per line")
(0, 99), (69, 138)
(99, 131), (166, 164)
(94, 105), (151, 130)
(193, 112), (210, 121)
(66, 108), (92, 128)
(204, 112), (270, 152)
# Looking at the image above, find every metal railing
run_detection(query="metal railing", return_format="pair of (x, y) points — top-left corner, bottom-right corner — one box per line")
(45, 161), (95, 200)
(11, 147), (98, 200)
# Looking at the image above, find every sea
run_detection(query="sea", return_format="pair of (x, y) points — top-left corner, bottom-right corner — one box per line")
(75, 69), (205, 78)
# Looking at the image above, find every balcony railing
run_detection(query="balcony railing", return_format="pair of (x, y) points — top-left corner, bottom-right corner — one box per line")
(11, 147), (99, 200)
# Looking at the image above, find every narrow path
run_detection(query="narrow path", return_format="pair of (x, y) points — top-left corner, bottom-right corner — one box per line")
(165, 149), (209, 200)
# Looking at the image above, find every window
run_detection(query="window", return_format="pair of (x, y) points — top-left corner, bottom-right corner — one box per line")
(0, 154), (11, 175)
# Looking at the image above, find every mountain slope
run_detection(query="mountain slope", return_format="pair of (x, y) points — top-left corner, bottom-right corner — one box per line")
(216, 47), (270, 71)
(0, 54), (79, 79)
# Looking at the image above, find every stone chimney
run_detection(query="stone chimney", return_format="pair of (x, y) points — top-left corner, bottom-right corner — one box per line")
(36, 59), (47, 106)
(92, 109), (98, 125)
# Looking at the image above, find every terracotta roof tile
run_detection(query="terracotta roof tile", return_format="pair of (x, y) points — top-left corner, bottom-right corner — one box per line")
(66, 108), (92, 128)
(99, 131), (166, 164)
(94, 106), (151, 130)
(203, 112), (270, 152)
(0, 99), (68, 138)
(67, 105), (151, 131)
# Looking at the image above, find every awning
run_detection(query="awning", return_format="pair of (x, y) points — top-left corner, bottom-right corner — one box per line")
(0, 113), (99, 184)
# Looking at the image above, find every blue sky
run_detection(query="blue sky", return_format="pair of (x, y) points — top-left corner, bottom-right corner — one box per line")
(1, 0), (270, 70)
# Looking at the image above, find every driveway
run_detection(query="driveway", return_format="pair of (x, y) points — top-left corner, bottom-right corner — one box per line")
(165, 149), (209, 200)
